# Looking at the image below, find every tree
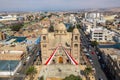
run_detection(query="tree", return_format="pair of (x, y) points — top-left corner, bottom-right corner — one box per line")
(26, 66), (37, 80)
(63, 74), (82, 80)
(84, 66), (92, 75)
(84, 66), (93, 80)
(76, 24), (81, 29)
(91, 40), (99, 48)
(10, 23), (23, 31)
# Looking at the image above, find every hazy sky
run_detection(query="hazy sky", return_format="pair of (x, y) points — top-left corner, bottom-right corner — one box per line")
(0, 0), (120, 11)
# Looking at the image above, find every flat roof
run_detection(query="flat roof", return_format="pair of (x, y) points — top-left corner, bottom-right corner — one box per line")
(100, 48), (120, 56)
(0, 60), (19, 71)
(6, 36), (26, 43)
(0, 43), (27, 51)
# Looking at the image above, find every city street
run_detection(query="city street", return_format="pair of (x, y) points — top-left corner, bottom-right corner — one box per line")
(13, 44), (40, 80)
(80, 29), (108, 80)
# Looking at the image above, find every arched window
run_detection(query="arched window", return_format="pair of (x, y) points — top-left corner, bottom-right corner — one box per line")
(75, 36), (78, 40)
(43, 36), (46, 40)
(74, 44), (78, 47)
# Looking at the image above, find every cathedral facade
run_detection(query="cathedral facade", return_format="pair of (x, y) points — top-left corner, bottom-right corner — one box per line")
(40, 23), (80, 65)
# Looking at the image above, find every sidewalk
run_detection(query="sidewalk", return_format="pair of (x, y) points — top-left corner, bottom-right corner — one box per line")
(25, 65), (43, 80)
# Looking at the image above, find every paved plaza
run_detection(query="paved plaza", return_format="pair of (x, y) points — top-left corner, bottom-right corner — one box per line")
(38, 64), (80, 80)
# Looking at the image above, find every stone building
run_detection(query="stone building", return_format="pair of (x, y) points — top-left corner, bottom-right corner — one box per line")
(40, 23), (80, 65)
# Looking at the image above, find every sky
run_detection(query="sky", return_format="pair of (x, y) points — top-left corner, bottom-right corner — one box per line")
(0, 0), (120, 11)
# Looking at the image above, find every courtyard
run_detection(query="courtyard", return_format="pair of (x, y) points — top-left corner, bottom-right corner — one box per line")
(38, 64), (80, 80)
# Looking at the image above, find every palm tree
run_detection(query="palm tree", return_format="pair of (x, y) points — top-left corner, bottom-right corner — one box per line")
(26, 66), (37, 80)
(91, 40), (99, 48)
(84, 66), (93, 80)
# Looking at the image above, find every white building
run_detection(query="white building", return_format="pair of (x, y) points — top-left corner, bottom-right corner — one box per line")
(0, 15), (17, 21)
(90, 27), (115, 42)
(69, 14), (77, 24)
(85, 12), (106, 24)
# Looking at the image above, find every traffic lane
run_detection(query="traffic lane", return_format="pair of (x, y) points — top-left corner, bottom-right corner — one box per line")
(81, 37), (107, 79)
(88, 49), (108, 80)
(81, 28), (100, 79)
(14, 45), (40, 80)
(87, 49), (107, 80)
(80, 28), (108, 80)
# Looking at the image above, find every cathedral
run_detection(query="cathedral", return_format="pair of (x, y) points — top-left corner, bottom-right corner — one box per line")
(40, 23), (80, 65)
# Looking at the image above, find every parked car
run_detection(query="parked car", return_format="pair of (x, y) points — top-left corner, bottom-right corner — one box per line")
(99, 78), (103, 80)
(26, 56), (30, 61)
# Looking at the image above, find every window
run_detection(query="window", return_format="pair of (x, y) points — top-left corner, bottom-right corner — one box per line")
(94, 38), (97, 40)
(99, 38), (102, 40)
(74, 44), (78, 47)
(43, 36), (46, 40)
(75, 36), (78, 40)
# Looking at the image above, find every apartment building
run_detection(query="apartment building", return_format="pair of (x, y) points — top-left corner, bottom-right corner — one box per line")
(107, 53), (120, 80)
(100, 48), (120, 80)
(90, 27), (115, 42)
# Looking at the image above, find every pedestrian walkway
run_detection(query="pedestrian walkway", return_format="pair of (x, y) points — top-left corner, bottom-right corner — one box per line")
(38, 64), (80, 80)
(25, 65), (42, 80)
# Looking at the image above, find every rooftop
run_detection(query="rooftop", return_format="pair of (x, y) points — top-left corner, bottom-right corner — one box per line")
(0, 60), (19, 71)
(100, 48), (120, 55)
(0, 43), (27, 51)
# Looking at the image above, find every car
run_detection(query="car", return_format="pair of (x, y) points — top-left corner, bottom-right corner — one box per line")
(99, 78), (103, 80)
(89, 49), (91, 51)
(88, 55), (92, 59)
(86, 54), (92, 58)
(98, 56), (101, 60)
(85, 52), (90, 56)
(83, 48), (87, 52)
(96, 51), (99, 55)
(91, 51), (95, 54)
(89, 59), (92, 62)
(89, 59), (93, 64)
(23, 61), (26, 65)
(26, 56), (30, 61)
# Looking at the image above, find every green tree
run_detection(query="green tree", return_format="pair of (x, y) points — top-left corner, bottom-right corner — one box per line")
(84, 66), (92, 80)
(84, 66), (92, 75)
(91, 40), (99, 48)
(76, 24), (81, 29)
(10, 23), (23, 31)
(63, 74), (82, 80)
(26, 66), (37, 80)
